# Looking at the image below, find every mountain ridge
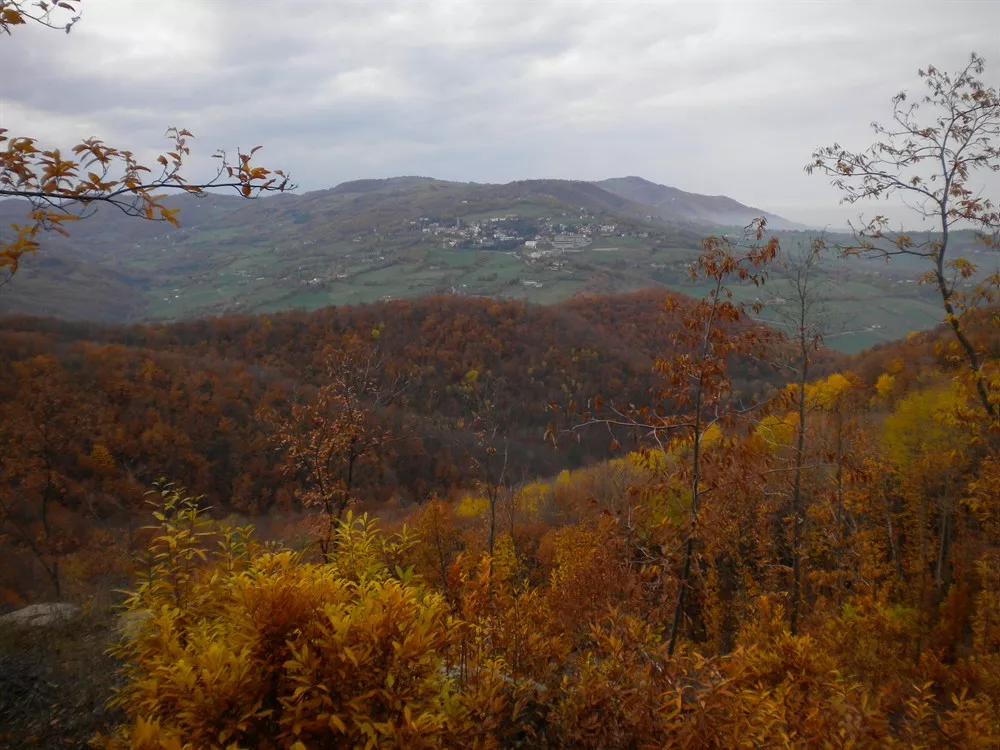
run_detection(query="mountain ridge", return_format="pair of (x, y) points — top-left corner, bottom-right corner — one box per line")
(595, 176), (808, 231)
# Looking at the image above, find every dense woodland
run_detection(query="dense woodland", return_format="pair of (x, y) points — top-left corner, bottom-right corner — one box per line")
(0, 288), (790, 602)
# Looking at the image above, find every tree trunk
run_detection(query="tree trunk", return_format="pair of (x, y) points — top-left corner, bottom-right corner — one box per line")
(488, 493), (496, 558)
(669, 403), (703, 656)
(933, 480), (952, 610)
(790, 344), (808, 635)
(934, 223), (996, 422)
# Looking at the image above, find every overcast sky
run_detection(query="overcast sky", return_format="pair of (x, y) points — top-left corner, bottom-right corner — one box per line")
(2, 0), (998, 227)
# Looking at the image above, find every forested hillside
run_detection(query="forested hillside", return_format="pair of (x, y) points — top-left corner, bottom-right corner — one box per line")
(1, 178), (960, 353)
(0, 289), (790, 600)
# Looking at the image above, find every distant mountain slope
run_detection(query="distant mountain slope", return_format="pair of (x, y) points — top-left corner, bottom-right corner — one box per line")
(0, 177), (709, 322)
(595, 176), (809, 231)
(0, 245), (145, 322)
(3, 176), (948, 351)
(244, 176), (695, 241)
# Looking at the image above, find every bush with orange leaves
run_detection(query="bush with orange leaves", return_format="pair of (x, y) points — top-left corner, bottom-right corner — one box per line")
(94, 486), (501, 750)
(94, 482), (1000, 748)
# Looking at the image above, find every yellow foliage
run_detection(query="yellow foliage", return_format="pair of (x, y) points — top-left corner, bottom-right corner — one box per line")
(88, 443), (115, 473)
(459, 369), (479, 395)
(514, 482), (549, 516)
(606, 456), (630, 474)
(874, 372), (897, 403)
(99, 494), (488, 749)
(755, 413), (796, 449)
(628, 448), (668, 473)
(700, 422), (723, 448)
(489, 533), (519, 583)
(454, 494), (488, 519)
(806, 372), (855, 411)
(882, 383), (971, 468)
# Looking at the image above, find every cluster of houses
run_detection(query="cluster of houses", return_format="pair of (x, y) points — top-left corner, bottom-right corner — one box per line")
(286, 210), (665, 291)
(399, 213), (654, 260)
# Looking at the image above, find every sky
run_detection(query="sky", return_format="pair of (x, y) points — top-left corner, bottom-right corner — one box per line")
(2, 0), (998, 228)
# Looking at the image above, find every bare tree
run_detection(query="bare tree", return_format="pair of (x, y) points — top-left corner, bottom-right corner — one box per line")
(767, 237), (832, 633)
(806, 52), (1000, 422)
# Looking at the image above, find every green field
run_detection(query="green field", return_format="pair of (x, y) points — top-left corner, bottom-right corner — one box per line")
(132, 237), (947, 354)
(124, 232), (949, 354)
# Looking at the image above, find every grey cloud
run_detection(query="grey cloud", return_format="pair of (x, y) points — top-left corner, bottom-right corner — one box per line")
(2, 0), (998, 227)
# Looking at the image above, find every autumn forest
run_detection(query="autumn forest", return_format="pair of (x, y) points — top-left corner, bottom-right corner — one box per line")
(2, 2), (1000, 748)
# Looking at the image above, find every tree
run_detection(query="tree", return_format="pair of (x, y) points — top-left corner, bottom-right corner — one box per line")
(881, 380), (977, 648)
(565, 220), (779, 655)
(261, 335), (407, 557)
(0, 0), (291, 288)
(807, 52), (999, 422)
(659, 222), (777, 654)
(460, 371), (514, 559)
(767, 237), (831, 633)
(0, 0), (80, 33)
(0, 355), (82, 598)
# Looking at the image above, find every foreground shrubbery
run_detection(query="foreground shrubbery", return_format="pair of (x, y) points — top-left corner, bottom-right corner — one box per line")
(95, 490), (504, 749)
(93, 486), (999, 749)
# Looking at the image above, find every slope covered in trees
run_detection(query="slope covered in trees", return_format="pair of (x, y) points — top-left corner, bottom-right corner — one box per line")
(89, 298), (1000, 747)
(0, 288), (789, 603)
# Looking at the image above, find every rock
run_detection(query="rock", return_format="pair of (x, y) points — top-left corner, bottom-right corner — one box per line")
(116, 609), (153, 641)
(0, 603), (81, 628)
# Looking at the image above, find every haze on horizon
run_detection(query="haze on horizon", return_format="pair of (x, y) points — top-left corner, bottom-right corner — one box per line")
(2, 0), (998, 230)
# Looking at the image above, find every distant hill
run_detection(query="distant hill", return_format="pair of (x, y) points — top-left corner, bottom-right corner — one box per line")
(0, 177), (718, 323)
(0, 177), (956, 351)
(595, 176), (809, 231)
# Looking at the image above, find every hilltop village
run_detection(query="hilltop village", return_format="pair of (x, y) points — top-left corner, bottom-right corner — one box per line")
(398, 212), (652, 257)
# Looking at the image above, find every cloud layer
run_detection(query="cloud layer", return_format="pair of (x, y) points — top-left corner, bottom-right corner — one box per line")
(3, 0), (998, 226)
